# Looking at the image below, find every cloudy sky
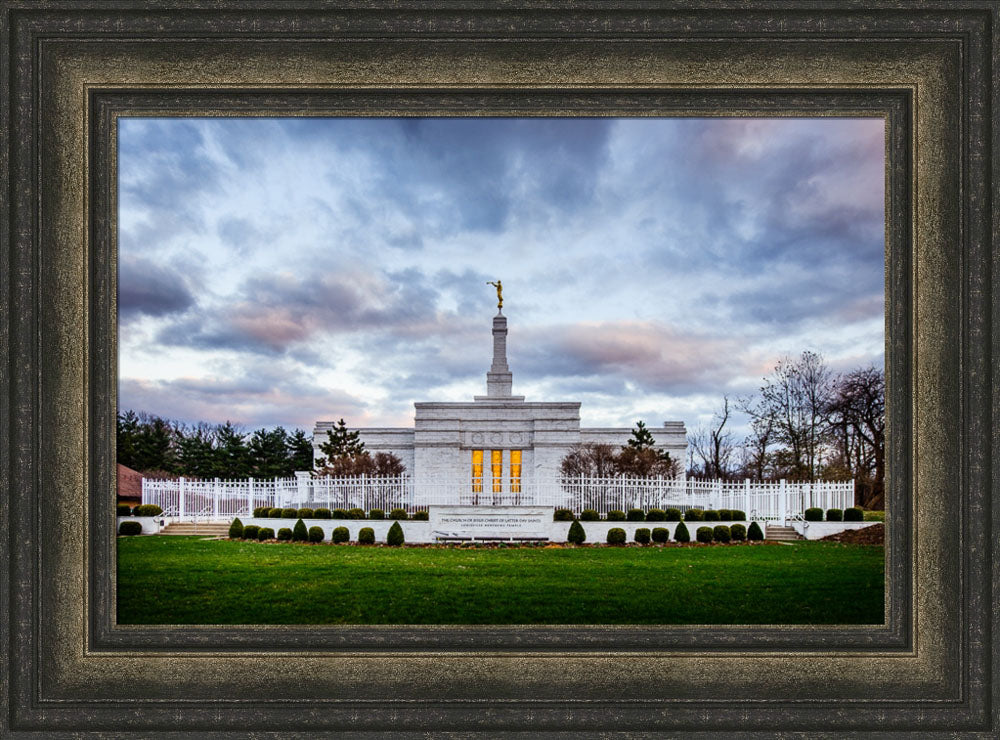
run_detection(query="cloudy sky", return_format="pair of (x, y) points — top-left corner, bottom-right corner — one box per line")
(118, 116), (885, 438)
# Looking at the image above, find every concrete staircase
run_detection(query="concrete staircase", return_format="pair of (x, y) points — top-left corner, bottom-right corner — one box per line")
(765, 525), (804, 542)
(159, 522), (231, 537)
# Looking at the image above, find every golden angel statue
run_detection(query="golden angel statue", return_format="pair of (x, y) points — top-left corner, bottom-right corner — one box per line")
(487, 280), (503, 309)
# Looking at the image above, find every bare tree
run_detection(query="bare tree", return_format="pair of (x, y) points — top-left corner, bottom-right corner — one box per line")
(689, 396), (736, 479)
(824, 365), (885, 508)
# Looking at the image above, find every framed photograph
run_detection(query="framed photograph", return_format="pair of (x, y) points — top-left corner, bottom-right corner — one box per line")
(2, 2), (996, 735)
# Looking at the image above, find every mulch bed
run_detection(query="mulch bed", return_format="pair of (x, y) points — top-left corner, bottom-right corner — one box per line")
(820, 523), (884, 545)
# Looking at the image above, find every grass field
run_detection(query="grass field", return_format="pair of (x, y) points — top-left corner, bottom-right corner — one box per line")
(117, 537), (884, 625)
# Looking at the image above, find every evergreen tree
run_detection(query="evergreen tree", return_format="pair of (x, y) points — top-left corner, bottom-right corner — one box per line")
(214, 422), (250, 478)
(626, 420), (657, 450)
(287, 429), (315, 471)
(116, 410), (141, 469)
(177, 424), (217, 478)
(133, 414), (178, 473)
(316, 418), (366, 467)
(249, 426), (291, 478)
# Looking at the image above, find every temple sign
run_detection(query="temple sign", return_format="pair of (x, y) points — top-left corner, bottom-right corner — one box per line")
(487, 280), (503, 309)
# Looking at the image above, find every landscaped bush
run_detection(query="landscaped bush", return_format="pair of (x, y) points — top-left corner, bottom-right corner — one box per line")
(804, 507), (823, 522)
(133, 504), (163, 517)
(826, 508), (843, 522)
(553, 508), (574, 521)
(747, 521), (764, 541)
(331, 526), (349, 543)
(308, 526), (324, 543)
(253, 506), (270, 518)
(358, 527), (376, 545)
(844, 507), (864, 521)
(730, 510), (747, 521)
(626, 508), (645, 521)
(606, 510), (626, 521)
(645, 508), (666, 521)
(368, 508), (385, 520)
(567, 520), (586, 544)
(664, 508), (682, 521)
(386, 521), (404, 546)
(863, 510), (885, 522)
(606, 527), (626, 545)
(634, 528), (651, 544)
(696, 526), (714, 543)
(117, 503), (133, 516)
(242, 525), (260, 540)
(411, 510), (429, 521)
(313, 508), (332, 519)
(389, 508), (408, 520)
(269, 507), (284, 518)
(703, 510), (720, 522)
(730, 523), (747, 541)
(713, 525), (731, 543)
(684, 508), (704, 521)
(118, 520), (142, 536)
(282, 507), (298, 519)
(674, 521), (690, 543)
(292, 518), (308, 542)
(228, 518), (244, 539)
(717, 509), (732, 521)
(332, 508), (349, 519)
(580, 509), (600, 521)
(348, 508), (366, 520)
(297, 508), (314, 519)
(277, 527), (292, 541)
(258, 527), (274, 541)
(651, 527), (669, 543)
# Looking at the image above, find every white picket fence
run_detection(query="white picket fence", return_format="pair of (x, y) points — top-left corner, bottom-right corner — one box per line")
(141, 474), (854, 525)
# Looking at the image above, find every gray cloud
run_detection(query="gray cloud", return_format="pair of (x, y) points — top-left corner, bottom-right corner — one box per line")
(118, 256), (195, 318)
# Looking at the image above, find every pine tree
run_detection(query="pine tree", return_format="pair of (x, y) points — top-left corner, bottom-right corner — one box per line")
(316, 418), (366, 467)
(177, 424), (216, 478)
(287, 429), (315, 471)
(214, 422), (250, 478)
(249, 426), (291, 478)
(116, 410), (141, 469)
(134, 414), (178, 474)
(626, 420), (657, 450)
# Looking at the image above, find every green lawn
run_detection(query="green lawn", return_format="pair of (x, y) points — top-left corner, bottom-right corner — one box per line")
(117, 537), (884, 625)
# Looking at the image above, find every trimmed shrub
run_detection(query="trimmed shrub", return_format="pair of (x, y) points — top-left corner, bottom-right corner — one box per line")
(331, 526), (349, 543)
(308, 526), (324, 543)
(804, 507), (823, 522)
(716, 508), (731, 521)
(277, 527), (293, 541)
(730, 510), (747, 521)
(358, 527), (376, 545)
(553, 508), (574, 521)
(268, 507), (284, 518)
(332, 508), (350, 519)
(664, 508), (682, 522)
(567, 520), (586, 544)
(282, 507), (298, 519)
(747, 521), (764, 541)
(684, 508), (704, 521)
(651, 527), (669, 544)
(368, 508), (385, 520)
(292, 518), (308, 542)
(386, 521), (404, 546)
(674, 521), (690, 543)
(117, 503), (133, 517)
(626, 508), (645, 522)
(118, 520), (142, 536)
(703, 510), (720, 522)
(606, 510), (626, 522)
(242, 525), (260, 540)
(297, 508), (314, 519)
(389, 508), (408, 520)
(133, 504), (163, 517)
(228, 518), (244, 539)
(713, 525), (731, 543)
(730, 523), (747, 541)
(252, 506), (269, 518)
(606, 527), (626, 545)
(844, 507), (864, 521)
(826, 508), (843, 522)
(863, 510), (886, 522)
(634, 528), (651, 544)
(645, 508), (666, 521)
(411, 510), (429, 521)
(580, 509), (600, 521)
(696, 526), (714, 544)
(348, 508), (366, 520)
(258, 527), (274, 541)
(313, 508), (332, 519)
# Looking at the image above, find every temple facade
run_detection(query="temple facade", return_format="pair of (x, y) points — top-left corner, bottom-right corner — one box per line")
(313, 307), (687, 489)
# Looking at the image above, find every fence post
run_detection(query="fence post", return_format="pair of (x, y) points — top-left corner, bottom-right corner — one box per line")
(249, 477), (255, 511)
(744, 479), (750, 518)
(779, 479), (787, 525)
(214, 478), (220, 519)
(179, 477), (186, 519)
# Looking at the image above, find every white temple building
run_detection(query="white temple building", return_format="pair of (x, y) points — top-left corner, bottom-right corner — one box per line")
(314, 304), (687, 492)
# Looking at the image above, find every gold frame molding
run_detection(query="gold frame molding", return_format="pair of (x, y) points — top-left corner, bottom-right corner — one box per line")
(2, 2), (996, 735)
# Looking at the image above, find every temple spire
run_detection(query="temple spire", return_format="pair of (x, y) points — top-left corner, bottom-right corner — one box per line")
(486, 309), (513, 397)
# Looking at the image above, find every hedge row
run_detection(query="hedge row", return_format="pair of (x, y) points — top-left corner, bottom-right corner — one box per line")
(597, 520), (761, 545)
(561, 508), (748, 522)
(225, 517), (405, 546)
(249, 507), (427, 520)
(805, 507), (864, 522)
(117, 504), (164, 517)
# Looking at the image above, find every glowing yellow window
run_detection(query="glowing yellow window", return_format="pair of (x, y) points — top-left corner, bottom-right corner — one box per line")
(510, 450), (522, 493)
(471, 450), (483, 493)
(491, 450), (503, 493)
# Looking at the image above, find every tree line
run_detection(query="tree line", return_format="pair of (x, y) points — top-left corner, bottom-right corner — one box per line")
(116, 410), (315, 479)
(688, 351), (885, 509)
